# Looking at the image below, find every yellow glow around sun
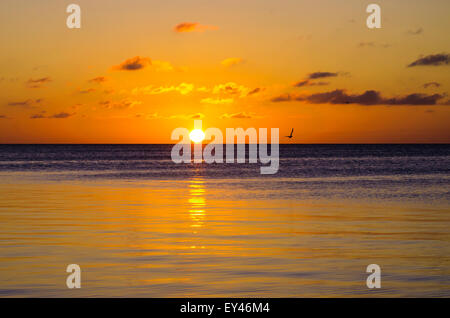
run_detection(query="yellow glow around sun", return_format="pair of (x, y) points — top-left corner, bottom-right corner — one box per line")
(189, 129), (205, 143)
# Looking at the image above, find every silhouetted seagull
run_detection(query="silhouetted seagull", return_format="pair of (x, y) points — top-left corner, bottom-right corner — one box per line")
(285, 128), (294, 139)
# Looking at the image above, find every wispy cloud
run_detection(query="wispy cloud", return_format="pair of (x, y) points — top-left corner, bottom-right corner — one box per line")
(135, 112), (159, 119)
(293, 71), (344, 87)
(112, 56), (177, 72)
(78, 88), (96, 94)
(132, 83), (194, 95)
(113, 56), (152, 71)
(212, 82), (251, 97)
(423, 82), (441, 89)
(30, 112), (75, 119)
(247, 87), (263, 96)
(169, 113), (205, 119)
(271, 89), (445, 105)
(221, 112), (254, 119)
(50, 112), (74, 119)
(89, 76), (107, 83)
(408, 53), (450, 67)
(99, 99), (142, 109)
(294, 80), (329, 87)
(307, 72), (338, 79)
(173, 22), (218, 33)
(7, 99), (43, 107)
(26, 77), (51, 88)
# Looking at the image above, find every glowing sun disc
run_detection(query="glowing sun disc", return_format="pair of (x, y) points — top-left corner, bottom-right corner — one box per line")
(189, 129), (205, 143)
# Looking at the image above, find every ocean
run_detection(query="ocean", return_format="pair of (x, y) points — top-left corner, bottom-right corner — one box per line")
(0, 144), (449, 297)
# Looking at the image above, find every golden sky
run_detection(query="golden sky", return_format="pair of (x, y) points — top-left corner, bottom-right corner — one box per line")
(0, 0), (449, 143)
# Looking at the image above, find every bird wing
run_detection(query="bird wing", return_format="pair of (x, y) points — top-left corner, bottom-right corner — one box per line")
(290, 128), (294, 136)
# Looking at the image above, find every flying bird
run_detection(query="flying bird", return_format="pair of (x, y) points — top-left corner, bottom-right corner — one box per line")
(285, 128), (294, 139)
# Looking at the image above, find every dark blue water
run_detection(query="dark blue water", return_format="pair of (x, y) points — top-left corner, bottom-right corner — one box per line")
(0, 144), (449, 178)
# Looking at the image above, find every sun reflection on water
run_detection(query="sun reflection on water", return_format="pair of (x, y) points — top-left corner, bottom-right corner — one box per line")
(188, 177), (206, 231)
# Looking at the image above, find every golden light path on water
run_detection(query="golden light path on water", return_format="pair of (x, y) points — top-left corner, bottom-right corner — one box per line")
(0, 170), (449, 297)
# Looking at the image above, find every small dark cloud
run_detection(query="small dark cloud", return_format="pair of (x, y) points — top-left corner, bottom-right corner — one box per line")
(99, 99), (142, 109)
(88, 76), (107, 83)
(30, 111), (75, 119)
(423, 82), (441, 89)
(0, 115), (7, 119)
(307, 72), (338, 79)
(7, 99), (43, 107)
(293, 71), (341, 88)
(406, 28), (423, 35)
(272, 89), (445, 106)
(294, 80), (328, 87)
(247, 87), (262, 95)
(113, 56), (151, 71)
(408, 53), (450, 67)
(26, 77), (51, 88)
(50, 112), (73, 119)
(78, 88), (96, 94)
(30, 114), (46, 119)
(271, 93), (294, 102)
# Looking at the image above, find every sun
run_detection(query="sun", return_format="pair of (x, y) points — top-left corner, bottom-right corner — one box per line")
(189, 129), (205, 143)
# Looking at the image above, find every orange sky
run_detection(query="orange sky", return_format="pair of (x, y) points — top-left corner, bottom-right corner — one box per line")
(0, 0), (449, 143)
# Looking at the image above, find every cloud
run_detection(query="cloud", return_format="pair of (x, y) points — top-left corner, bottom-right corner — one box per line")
(200, 97), (234, 104)
(271, 89), (445, 105)
(271, 93), (295, 102)
(26, 77), (51, 88)
(78, 88), (96, 94)
(169, 113), (205, 119)
(408, 53), (450, 67)
(30, 113), (46, 119)
(173, 22), (218, 33)
(132, 83), (194, 95)
(50, 112), (74, 119)
(221, 58), (244, 67)
(423, 82), (441, 89)
(293, 80), (329, 87)
(292, 71), (342, 88)
(135, 112), (159, 119)
(406, 28), (423, 35)
(30, 112), (75, 119)
(113, 56), (152, 71)
(307, 72), (338, 79)
(89, 76), (107, 83)
(189, 113), (205, 119)
(7, 99), (43, 107)
(0, 115), (7, 119)
(212, 82), (250, 97)
(247, 87), (262, 95)
(99, 99), (142, 109)
(221, 112), (254, 119)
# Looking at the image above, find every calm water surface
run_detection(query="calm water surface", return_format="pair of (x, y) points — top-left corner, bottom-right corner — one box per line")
(0, 145), (449, 297)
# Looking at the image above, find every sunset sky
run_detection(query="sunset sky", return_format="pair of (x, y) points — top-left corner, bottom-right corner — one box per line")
(0, 0), (449, 143)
